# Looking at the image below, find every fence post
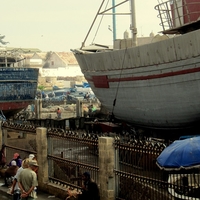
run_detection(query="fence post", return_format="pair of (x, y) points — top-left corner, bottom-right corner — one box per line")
(36, 127), (48, 189)
(0, 123), (8, 159)
(0, 122), (3, 146)
(76, 99), (83, 117)
(99, 137), (115, 200)
(35, 99), (42, 119)
(1, 127), (7, 146)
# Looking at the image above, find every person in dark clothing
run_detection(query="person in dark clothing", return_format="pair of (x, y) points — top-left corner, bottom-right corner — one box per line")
(0, 144), (6, 168)
(8, 153), (22, 168)
(84, 92), (90, 101)
(78, 172), (100, 200)
(4, 160), (19, 187)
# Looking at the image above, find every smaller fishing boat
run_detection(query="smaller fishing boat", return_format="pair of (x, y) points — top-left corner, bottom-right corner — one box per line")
(0, 49), (39, 119)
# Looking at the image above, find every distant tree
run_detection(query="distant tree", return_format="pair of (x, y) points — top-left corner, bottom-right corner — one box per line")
(43, 62), (50, 68)
(38, 85), (45, 91)
(0, 35), (9, 45)
(43, 51), (52, 68)
(45, 51), (52, 61)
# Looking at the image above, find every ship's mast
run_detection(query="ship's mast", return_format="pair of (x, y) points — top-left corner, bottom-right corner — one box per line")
(112, 0), (117, 41)
(130, 0), (137, 46)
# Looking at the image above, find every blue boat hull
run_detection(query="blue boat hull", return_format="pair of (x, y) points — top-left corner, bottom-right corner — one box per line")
(0, 68), (39, 117)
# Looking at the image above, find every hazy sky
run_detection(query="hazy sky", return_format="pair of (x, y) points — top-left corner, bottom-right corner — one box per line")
(1, 0), (161, 52)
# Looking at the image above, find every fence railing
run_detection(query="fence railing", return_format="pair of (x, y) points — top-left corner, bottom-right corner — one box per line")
(47, 129), (99, 191)
(1, 120), (200, 199)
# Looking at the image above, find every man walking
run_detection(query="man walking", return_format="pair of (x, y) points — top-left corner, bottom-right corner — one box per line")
(18, 160), (39, 200)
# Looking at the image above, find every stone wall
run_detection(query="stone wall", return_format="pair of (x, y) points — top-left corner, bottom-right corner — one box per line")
(99, 137), (115, 200)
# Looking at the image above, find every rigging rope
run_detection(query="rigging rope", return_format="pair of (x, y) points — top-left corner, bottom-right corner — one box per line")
(81, 0), (106, 49)
(92, 0), (110, 44)
(111, 47), (128, 116)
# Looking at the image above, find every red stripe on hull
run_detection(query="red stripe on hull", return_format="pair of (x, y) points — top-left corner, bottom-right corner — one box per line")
(91, 67), (200, 88)
(0, 101), (30, 111)
(92, 75), (109, 88)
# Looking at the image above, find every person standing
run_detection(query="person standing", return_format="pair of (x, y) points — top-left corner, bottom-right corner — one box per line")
(30, 104), (35, 118)
(84, 92), (90, 100)
(56, 108), (61, 119)
(11, 158), (30, 200)
(18, 160), (39, 200)
(28, 154), (36, 161)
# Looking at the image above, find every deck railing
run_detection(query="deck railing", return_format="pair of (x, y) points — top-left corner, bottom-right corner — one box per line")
(155, 0), (200, 32)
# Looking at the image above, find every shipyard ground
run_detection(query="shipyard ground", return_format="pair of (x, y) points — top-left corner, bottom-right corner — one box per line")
(0, 177), (62, 200)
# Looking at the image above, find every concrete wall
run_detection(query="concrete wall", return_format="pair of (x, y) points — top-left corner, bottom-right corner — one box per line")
(99, 137), (115, 200)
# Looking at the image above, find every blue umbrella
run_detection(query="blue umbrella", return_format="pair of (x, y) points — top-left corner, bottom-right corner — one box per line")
(157, 136), (200, 171)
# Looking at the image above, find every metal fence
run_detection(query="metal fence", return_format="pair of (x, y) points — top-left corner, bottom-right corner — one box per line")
(47, 128), (99, 191)
(2, 121), (37, 165)
(114, 137), (200, 200)
(42, 99), (67, 108)
(41, 98), (98, 108)
(2, 120), (200, 200)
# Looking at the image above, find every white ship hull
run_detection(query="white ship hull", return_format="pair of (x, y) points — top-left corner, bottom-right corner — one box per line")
(74, 29), (200, 129)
